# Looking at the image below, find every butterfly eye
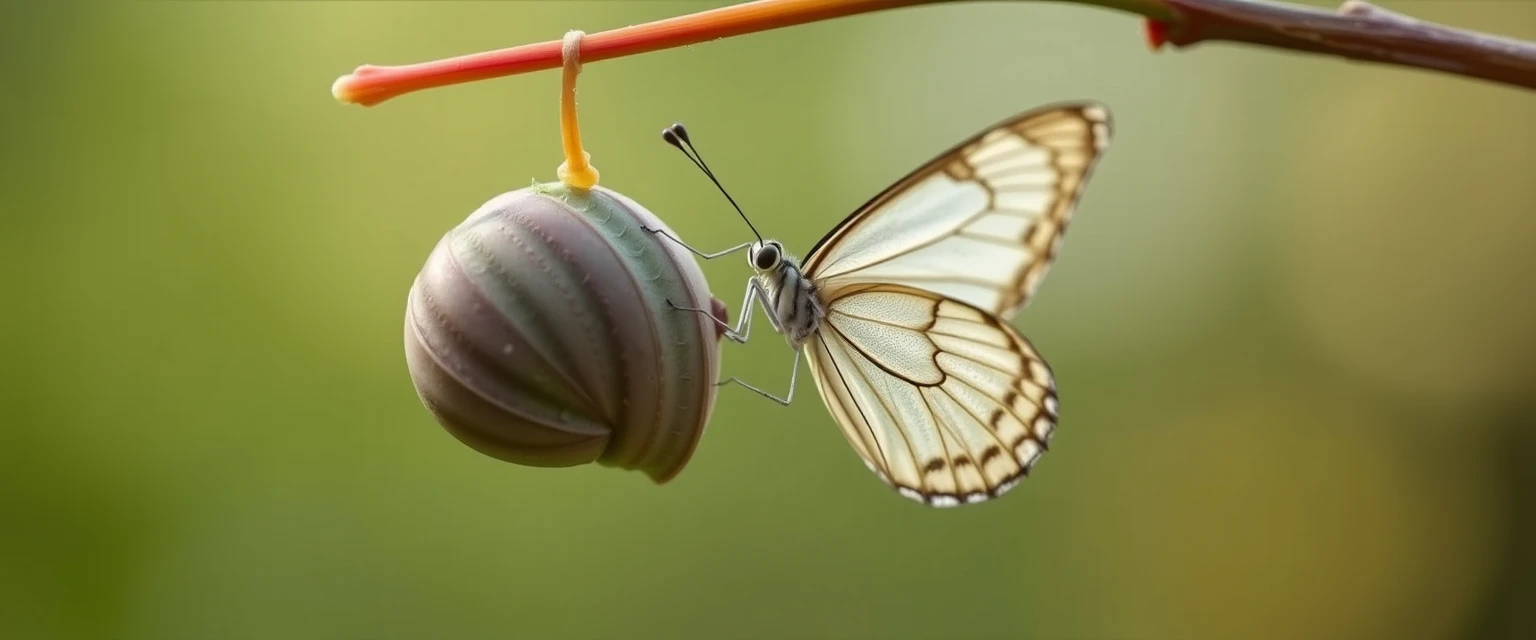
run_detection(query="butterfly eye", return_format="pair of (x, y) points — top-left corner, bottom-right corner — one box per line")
(753, 244), (781, 270)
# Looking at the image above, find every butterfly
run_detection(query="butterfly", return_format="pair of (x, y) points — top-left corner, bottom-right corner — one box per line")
(644, 102), (1112, 507)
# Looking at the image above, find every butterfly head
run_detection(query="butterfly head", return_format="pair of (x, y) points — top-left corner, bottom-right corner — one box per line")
(749, 240), (785, 273)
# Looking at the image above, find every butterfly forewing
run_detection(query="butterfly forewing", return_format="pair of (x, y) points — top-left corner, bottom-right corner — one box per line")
(802, 103), (1111, 321)
(806, 285), (1059, 507)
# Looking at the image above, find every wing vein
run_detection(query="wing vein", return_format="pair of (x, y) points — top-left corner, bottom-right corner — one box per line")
(942, 349), (1040, 402)
(836, 329), (923, 482)
(956, 230), (1038, 248)
(916, 389), (962, 497)
(815, 203), (997, 280)
(816, 335), (889, 476)
(827, 318), (944, 389)
(939, 374), (1014, 451)
(860, 274), (1008, 289)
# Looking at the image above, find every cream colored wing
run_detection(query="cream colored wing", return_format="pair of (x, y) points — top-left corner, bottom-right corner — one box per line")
(802, 103), (1111, 321)
(806, 284), (1058, 507)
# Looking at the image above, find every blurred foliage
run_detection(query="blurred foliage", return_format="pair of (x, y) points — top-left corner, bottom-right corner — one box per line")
(1, 1), (1533, 639)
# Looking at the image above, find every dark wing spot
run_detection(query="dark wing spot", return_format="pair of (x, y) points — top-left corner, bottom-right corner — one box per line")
(999, 389), (1020, 416)
(1024, 222), (1044, 247)
(979, 445), (1003, 465)
(987, 409), (1003, 426)
(942, 157), (975, 181)
(922, 458), (948, 475)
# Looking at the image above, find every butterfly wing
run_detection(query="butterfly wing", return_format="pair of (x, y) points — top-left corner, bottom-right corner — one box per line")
(806, 284), (1058, 507)
(802, 102), (1111, 321)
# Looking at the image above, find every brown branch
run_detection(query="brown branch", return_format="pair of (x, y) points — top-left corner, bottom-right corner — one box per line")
(332, 0), (1536, 106)
(1147, 0), (1536, 91)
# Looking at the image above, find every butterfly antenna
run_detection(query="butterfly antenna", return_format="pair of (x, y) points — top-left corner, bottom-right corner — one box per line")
(662, 123), (764, 245)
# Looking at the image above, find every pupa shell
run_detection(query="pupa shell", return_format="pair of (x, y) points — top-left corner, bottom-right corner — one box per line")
(404, 181), (725, 483)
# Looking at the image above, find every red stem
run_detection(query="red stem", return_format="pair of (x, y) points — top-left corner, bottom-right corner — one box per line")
(333, 0), (931, 106)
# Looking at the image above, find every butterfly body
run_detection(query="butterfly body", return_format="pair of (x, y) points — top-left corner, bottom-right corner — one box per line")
(747, 241), (824, 349)
(657, 102), (1111, 507)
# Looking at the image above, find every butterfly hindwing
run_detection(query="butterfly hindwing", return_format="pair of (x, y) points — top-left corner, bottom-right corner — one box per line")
(806, 285), (1058, 507)
(802, 103), (1111, 321)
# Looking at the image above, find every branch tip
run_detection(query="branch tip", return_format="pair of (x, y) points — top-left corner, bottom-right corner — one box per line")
(1145, 19), (1170, 51)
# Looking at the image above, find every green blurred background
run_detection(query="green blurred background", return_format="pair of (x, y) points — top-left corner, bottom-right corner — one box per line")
(3, 1), (1534, 638)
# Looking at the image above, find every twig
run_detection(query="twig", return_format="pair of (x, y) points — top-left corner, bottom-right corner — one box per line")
(1149, 0), (1536, 91)
(331, 0), (1536, 106)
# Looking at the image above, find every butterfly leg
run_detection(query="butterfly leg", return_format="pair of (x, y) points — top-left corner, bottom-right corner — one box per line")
(671, 279), (798, 405)
(717, 349), (800, 406)
(641, 226), (753, 260)
(666, 277), (763, 344)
